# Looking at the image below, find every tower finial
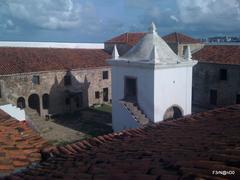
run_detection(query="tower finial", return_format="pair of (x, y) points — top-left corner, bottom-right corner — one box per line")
(112, 44), (119, 59)
(184, 45), (192, 61)
(148, 22), (157, 34)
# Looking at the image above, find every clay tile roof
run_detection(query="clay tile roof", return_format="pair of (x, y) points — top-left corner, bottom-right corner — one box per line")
(106, 32), (146, 46)
(162, 32), (201, 44)
(0, 110), (49, 176)
(9, 105), (240, 179)
(106, 32), (201, 47)
(193, 45), (240, 65)
(0, 48), (111, 75)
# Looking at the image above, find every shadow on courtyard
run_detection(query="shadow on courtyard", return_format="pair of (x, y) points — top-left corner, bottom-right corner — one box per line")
(48, 71), (112, 138)
(51, 108), (112, 137)
(25, 70), (112, 145)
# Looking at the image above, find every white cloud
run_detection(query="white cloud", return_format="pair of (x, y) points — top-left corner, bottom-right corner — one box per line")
(0, 0), (83, 30)
(177, 0), (240, 25)
(170, 15), (179, 22)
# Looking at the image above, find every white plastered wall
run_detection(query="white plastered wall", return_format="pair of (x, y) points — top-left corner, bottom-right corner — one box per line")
(154, 66), (193, 122)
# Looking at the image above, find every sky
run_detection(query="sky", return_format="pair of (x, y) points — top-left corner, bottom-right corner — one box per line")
(0, 0), (239, 42)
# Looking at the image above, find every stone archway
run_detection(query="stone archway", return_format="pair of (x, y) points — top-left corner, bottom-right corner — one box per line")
(17, 97), (26, 109)
(28, 94), (40, 114)
(163, 105), (183, 120)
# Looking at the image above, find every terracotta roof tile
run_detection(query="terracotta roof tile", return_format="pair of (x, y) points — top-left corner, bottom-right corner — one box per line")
(6, 105), (240, 179)
(106, 32), (200, 48)
(0, 48), (110, 75)
(162, 32), (201, 44)
(0, 110), (50, 176)
(105, 32), (146, 46)
(193, 45), (240, 65)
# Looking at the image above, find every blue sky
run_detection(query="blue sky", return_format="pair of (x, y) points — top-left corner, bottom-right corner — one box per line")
(0, 0), (239, 42)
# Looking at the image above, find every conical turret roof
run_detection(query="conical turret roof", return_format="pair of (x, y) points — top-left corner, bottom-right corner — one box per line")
(122, 23), (180, 64)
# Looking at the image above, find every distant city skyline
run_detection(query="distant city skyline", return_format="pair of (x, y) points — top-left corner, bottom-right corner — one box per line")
(0, 0), (240, 43)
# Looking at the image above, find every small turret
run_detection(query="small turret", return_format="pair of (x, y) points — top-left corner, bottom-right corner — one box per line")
(112, 44), (119, 59)
(184, 45), (192, 61)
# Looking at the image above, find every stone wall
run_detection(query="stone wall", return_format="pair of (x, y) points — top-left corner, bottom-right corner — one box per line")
(193, 63), (240, 109)
(0, 67), (111, 117)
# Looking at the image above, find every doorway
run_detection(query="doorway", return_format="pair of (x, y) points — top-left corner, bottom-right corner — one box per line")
(103, 88), (109, 102)
(28, 94), (40, 114)
(124, 77), (137, 100)
(163, 106), (183, 120)
(17, 97), (26, 109)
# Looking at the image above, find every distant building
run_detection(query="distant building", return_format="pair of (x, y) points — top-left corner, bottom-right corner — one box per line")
(0, 44), (111, 117)
(192, 45), (240, 111)
(109, 23), (197, 131)
(207, 36), (240, 43)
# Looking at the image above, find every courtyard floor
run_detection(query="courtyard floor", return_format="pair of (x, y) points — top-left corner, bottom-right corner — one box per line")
(26, 104), (112, 146)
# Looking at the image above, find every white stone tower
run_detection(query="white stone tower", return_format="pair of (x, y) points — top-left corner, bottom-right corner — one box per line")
(109, 23), (197, 132)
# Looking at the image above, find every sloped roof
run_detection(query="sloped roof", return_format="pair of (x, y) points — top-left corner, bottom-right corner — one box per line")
(193, 45), (240, 65)
(162, 32), (201, 44)
(105, 32), (146, 46)
(9, 105), (240, 179)
(106, 32), (200, 47)
(0, 110), (49, 175)
(0, 48), (110, 75)
(121, 24), (179, 63)
(0, 42), (104, 49)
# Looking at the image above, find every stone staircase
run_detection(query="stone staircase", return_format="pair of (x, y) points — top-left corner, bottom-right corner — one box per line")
(120, 100), (151, 127)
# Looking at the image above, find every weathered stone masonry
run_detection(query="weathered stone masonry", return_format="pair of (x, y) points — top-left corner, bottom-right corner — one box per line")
(0, 67), (111, 117)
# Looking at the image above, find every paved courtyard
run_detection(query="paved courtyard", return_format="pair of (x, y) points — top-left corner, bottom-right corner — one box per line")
(26, 105), (112, 145)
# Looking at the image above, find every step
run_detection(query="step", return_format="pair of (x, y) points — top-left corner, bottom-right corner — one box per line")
(121, 100), (150, 126)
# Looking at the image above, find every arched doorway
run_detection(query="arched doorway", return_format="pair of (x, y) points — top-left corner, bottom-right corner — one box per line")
(17, 97), (26, 109)
(28, 94), (40, 114)
(163, 105), (183, 120)
(42, 94), (49, 109)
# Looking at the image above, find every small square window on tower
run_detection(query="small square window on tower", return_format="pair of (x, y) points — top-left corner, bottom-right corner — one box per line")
(219, 69), (227, 80)
(102, 71), (109, 80)
(32, 75), (40, 85)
